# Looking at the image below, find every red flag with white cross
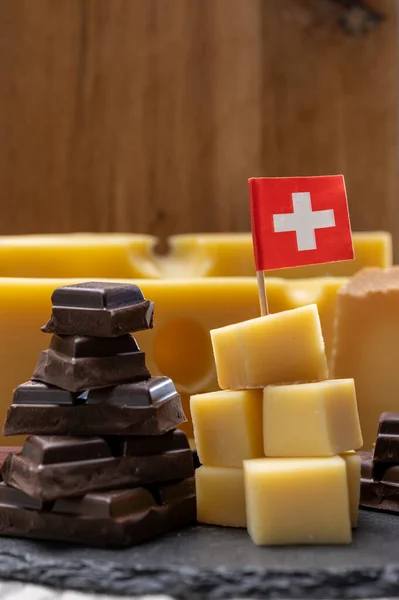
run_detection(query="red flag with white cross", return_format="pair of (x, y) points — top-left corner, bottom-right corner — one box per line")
(249, 175), (354, 272)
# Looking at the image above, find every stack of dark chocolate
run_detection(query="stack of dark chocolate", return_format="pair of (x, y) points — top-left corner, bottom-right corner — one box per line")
(360, 412), (399, 514)
(0, 282), (196, 547)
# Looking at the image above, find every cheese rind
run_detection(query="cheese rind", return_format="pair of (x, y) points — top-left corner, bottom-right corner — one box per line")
(195, 466), (246, 527)
(331, 267), (399, 449)
(340, 451), (361, 528)
(243, 457), (352, 545)
(190, 390), (264, 467)
(210, 304), (328, 390)
(263, 379), (363, 457)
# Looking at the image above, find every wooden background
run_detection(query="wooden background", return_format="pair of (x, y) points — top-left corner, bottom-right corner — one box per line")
(0, 0), (397, 257)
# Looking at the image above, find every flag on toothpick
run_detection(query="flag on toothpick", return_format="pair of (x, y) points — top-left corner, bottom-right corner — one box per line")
(249, 175), (354, 272)
(248, 174), (354, 316)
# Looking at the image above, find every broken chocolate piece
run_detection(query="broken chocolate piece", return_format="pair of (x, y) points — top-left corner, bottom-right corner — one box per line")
(84, 377), (178, 406)
(31, 334), (150, 392)
(41, 282), (154, 337)
(0, 478), (196, 547)
(3, 377), (186, 436)
(2, 431), (194, 501)
(360, 450), (399, 514)
(13, 381), (85, 406)
(373, 412), (399, 463)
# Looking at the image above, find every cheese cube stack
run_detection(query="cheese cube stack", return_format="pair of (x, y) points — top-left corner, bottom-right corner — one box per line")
(192, 304), (363, 546)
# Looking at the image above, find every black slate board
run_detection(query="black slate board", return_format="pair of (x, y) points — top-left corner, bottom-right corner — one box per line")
(0, 510), (398, 599)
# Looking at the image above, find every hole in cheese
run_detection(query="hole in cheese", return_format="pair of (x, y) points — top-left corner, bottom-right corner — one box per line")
(153, 318), (213, 388)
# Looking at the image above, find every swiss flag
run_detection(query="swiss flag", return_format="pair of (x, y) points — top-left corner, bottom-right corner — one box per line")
(249, 175), (354, 272)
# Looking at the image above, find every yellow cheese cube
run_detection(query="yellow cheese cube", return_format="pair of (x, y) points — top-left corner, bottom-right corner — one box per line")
(331, 267), (399, 450)
(263, 379), (363, 457)
(243, 457), (352, 545)
(196, 466), (246, 527)
(190, 390), (264, 467)
(211, 304), (328, 390)
(341, 451), (361, 528)
(165, 231), (392, 277)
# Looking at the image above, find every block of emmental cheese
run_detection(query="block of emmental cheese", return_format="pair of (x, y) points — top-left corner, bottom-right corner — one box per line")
(196, 466), (246, 527)
(165, 232), (392, 278)
(331, 267), (399, 450)
(0, 234), (160, 279)
(190, 390), (264, 467)
(243, 457), (352, 545)
(341, 451), (361, 528)
(211, 304), (328, 390)
(0, 277), (342, 446)
(263, 379), (363, 457)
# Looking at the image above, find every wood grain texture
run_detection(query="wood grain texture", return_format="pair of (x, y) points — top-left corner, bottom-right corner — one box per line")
(0, 0), (397, 256)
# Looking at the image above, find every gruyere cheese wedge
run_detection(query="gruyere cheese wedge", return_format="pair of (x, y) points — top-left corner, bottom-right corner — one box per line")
(243, 457), (352, 545)
(190, 390), (264, 467)
(196, 466), (246, 527)
(263, 379), (363, 457)
(332, 267), (399, 449)
(211, 305), (328, 389)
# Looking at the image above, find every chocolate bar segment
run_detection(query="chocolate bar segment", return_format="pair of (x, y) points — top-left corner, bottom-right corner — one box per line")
(84, 377), (178, 407)
(3, 377), (186, 436)
(41, 282), (154, 337)
(0, 478), (196, 547)
(13, 381), (85, 405)
(2, 431), (194, 501)
(373, 412), (399, 463)
(31, 336), (150, 392)
(21, 435), (113, 465)
(360, 451), (399, 513)
(49, 334), (139, 358)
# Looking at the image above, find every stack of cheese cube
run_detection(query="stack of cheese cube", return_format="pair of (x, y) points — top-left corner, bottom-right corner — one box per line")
(190, 304), (363, 545)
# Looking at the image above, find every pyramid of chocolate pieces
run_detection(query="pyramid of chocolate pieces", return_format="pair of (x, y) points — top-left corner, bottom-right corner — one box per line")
(0, 282), (196, 547)
(360, 412), (399, 513)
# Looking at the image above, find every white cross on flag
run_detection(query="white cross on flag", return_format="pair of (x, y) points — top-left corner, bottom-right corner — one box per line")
(249, 175), (354, 271)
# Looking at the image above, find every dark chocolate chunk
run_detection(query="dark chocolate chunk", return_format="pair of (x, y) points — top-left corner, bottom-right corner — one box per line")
(0, 482), (47, 511)
(373, 413), (399, 463)
(0, 447), (22, 479)
(21, 436), (113, 465)
(41, 282), (154, 337)
(49, 334), (139, 358)
(53, 487), (156, 518)
(13, 381), (85, 406)
(382, 465), (399, 487)
(377, 412), (399, 436)
(31, 341), (150, 392)
(52, 282), (146, 310)
(3, 377), (186, 437)
(85, 377), (178, 407)
(360, 450), (399, 514)
(0, 478), (196, 547)
(2, 431), (194, 501)
(107, 428), (190, 457)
